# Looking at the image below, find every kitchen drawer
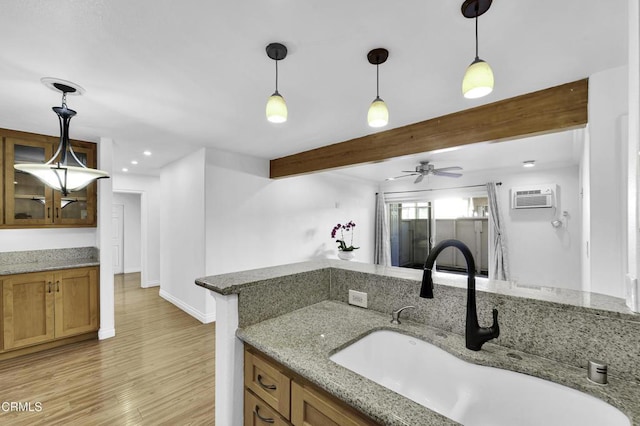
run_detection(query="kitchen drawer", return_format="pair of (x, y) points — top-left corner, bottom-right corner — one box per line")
(244, 389), (291, 426)
(245, 349), (291, 419)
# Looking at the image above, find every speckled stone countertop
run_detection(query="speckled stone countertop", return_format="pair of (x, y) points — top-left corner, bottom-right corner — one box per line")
(197, 260), (638, 321)
(0, 247), (99, 276)
(196, 261), (329, 295)
(237, 300), (640, 426)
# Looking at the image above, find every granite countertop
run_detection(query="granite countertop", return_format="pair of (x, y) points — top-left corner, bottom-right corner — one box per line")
(196, 260), (638, 321)
(0, 247), (100, 276)
(0, 258), (100, 276)
(237, 300), (640, 426)
(196, 261), (330, 295)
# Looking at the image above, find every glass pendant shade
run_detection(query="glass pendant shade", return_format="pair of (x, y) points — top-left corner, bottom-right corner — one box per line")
(462, 58), (494, 99)
(367, 97), (389, 128)
(14, 82), (109, 196)
(15, 164), (109, 194)
(266, 92), (288, 123)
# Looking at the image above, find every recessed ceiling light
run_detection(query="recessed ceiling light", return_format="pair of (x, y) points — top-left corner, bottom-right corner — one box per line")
(522, 160), (536, 168)
(122, 168), (129, 172)
(143, 150), (152, 156)
(131, 160), (138, 165)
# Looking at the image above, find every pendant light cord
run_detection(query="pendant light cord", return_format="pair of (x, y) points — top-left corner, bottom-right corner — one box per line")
(376, 62), (380, 98)
(474, 4), (479, 60)
(275, 56), (279, 94)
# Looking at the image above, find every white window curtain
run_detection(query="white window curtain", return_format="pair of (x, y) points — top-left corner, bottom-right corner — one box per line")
(374, 192), (392, 266)
(486, 182), (509, 280)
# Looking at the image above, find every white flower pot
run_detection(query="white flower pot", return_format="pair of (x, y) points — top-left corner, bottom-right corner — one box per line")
(337, 250), (355, 261)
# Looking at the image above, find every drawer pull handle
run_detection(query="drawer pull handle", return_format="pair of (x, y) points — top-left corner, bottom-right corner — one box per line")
(56, 281), (60, 292)
(257, 374), (277, 390)
(48, 282), (52, 293)
(254, 405), (275, 424)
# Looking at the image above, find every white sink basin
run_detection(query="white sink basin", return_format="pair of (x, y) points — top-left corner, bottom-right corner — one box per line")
(330, 330), (630, 426)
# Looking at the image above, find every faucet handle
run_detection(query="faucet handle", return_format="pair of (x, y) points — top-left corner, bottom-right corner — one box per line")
(490, 308), (500, 337)
(391, 305), (415, 324)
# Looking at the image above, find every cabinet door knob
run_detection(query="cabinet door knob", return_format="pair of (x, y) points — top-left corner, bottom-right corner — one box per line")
(254, 405), (275, 424)
(257, 374), (277, 390)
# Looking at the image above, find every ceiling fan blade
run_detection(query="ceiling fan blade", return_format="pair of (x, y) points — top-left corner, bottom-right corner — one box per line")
(434, 166), (463, 172)
(386, 173), (418, 181)
(414, 174), (424, 184)
(433, 171), (462, 178)
(401, 170), (418, 173)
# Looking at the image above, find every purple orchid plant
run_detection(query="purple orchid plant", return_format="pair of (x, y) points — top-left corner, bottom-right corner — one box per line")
(331, 221), (359, 252)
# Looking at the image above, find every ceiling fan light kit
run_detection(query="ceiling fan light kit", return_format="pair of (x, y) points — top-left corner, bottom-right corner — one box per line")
(461, 0), (494, 99)
(266, 42), (288, 124)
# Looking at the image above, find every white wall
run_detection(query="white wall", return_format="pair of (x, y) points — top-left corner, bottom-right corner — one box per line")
(113, 192), (142, 273)
(502, 167), (581, 289)
(159, 149), (210, 322)
(113, 173), (161, 288)
(588, 66), (628, 297)
(0, 228), (96, 252)
(204, 148), (377, 276)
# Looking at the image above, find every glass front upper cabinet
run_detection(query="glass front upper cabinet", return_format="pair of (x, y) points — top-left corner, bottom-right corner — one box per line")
(3, 136), (97, 227)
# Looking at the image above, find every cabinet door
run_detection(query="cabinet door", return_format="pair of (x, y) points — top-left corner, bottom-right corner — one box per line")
(54, 267), (99, 338)
(2, 272), (55, 349)
(53, 142), (97, 226)
(291, 381), (376, 426)
(4, 138), (55, 226)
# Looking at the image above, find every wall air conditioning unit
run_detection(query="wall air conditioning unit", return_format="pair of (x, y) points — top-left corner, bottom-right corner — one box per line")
(511, 184), (556, 209)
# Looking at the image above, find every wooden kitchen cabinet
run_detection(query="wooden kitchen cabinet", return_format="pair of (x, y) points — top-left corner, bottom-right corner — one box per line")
(2, 271), (55, 349)
(291, 381), (375, 426)
(244, 346), (378, 426)
(2, 131), (98, 228)
(2, 267), (99, 354)
(54, 267), (99, 338)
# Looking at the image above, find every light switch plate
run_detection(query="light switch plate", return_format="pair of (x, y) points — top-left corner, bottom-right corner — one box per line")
(348, 290), (368, 308)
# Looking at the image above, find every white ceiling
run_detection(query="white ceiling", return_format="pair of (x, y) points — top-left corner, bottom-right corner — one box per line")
(0, 1), (627, 176)
(336, 129), (581, 183)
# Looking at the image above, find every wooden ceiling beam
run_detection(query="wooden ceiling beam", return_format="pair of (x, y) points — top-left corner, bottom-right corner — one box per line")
(269, 79), (588, 179)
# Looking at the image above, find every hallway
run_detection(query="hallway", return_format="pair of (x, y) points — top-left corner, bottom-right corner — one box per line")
(0, 273), (215, 425)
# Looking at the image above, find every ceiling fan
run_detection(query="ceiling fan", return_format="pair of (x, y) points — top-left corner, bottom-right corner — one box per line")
(389, 161), (463, 184)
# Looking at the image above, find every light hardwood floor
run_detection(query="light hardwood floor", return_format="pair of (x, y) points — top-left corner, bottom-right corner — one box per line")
(0, 273), (216, 425)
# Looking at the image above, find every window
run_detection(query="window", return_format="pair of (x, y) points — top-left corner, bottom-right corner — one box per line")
(389, 196), (489, 277)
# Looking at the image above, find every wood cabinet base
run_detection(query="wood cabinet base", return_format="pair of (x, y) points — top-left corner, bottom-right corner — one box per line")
(0, 331), (97, 361)
(244, 345), (378, 426)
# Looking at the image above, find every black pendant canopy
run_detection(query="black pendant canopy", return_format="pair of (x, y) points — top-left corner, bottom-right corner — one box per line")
(266, 43), (287, 61)
(367, 48), (389, 66)
(461, 0), (492, 18)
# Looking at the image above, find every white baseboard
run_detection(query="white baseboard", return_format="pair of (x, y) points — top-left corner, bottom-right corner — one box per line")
(142, 280), (160, 288)
(159, 289), (215, 323)
(98, 328), (116, 340)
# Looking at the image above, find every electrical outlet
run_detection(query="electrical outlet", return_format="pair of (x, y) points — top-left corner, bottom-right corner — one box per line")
(348, 290), (368, 308)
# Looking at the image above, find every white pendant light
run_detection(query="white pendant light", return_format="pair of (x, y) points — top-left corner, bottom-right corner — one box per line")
(367, 48), (389, 128)
(461, 0), (494, 99)
(14, 78), (109, 196)
(265, 43), (288, 123)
